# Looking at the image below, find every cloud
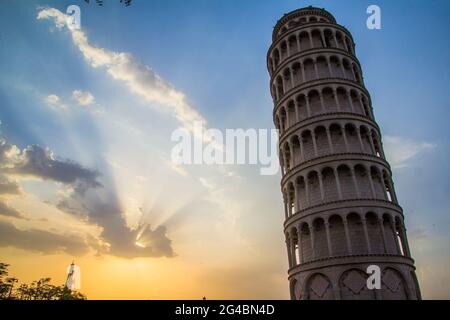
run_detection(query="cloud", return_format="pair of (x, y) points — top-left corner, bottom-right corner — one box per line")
(57, 194), (174, 258)
(0, 200), (24, 219)
(45, 94), (60, 105)
(45, 94), (67, 110)
(383, 135), (435, 169)
(37, 8), (208, 135)
(0, 175), (20, 195)
(0, 138), (102, 189)
(1, 137), (173, 258)
(72, 90), (95, 106)
(408, 228), (428, 241)
(0, 219), (90, 255)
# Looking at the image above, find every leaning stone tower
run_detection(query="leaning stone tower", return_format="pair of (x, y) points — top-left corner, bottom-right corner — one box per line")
(267, 7), (421, 300)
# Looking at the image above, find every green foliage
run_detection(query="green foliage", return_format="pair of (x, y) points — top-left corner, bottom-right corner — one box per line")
(0, 261), (86, 300)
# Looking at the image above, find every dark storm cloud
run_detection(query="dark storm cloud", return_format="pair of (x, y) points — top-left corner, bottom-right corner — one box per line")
(0, 139), (102, 188)
(0, 200), (24, 219)
(0, 219), (90, 255)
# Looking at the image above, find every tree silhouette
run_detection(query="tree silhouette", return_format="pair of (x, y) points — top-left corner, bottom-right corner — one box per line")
(0, 261), (86, 300)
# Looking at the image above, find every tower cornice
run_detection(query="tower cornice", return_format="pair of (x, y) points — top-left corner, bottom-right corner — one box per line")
(272, 7), (337, 41)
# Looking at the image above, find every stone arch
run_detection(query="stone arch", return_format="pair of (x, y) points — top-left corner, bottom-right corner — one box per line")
(308, 90), (322, 115)
(330, 55), (344, 78)
(299, 31), (311, 51)
(300, 222), (312, 262)
(395, 216), (407, 256)
(287, 181), (295, 216)
(313, 218), (328, 258)
(322, 167), (339, 202)
(269, 57), (274, 73)
(322, 87), (337, 112)
(346, 212), (367, 254)
(360, 125), (374, 155)
(282, 140), (291, 171)
(328, 214), (347, 255)
(339, 268), (376, 300)
(272, 84), (278, 101)
(291, 225), (300, 265)
(287, 20), (297, 29)
(279, 107), (287, 133)
(337, 165), (356, 199)
(296, 94), (308, 120)
(352, 63), (362, 84)
(291, 134), (301, 166)
(276, 75), (284, 98)
(290, 278), (300, 300)
(350, 90), (364, 115)
(383, 213), (398, 254)
(337, 87), (351, 112)
(370, 166), (386, 200)
(286, 99), (296, 127)
(292, 62), (302, 86)
(323, 29), (335, 48)
(342, 58), (353, 80)
(288, 34), (298, 54)
(382, 170), (395, 203)
(345, 36), (353, 54)
(366, 211), (384, 254)
(354, 164), (372, 199)
(280, 40), (288, 59)
(273, 48), (280, 68)
(307, 170), (321, 206)
(311, 29), (323, 48)
(361, 96), (372, 118)
(296, 176), (307, 210)
(371, 130), (383, 157)
(283, 68), (292, 92)
(330, 123), (346, 153)
(315, 125), (329, 156)
(301, 130), (315, 161)
(279, 152), (285, 175)
(381, 268), (408, 300)
(274, 115), (281, 132)
(305, 273), (334, 300)
(316, 56), (329, 78)
(303, 58), (315, 81)
(335, 31), (346, 50)
(344, 123), (360, 153)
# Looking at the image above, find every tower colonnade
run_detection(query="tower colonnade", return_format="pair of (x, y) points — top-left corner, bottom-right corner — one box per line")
(268, 7), (421, 300)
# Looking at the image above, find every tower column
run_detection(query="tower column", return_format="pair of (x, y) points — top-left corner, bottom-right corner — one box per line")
(379, 216), (388, 253)
(326, 127), (334, 153)
(334, 167), (343, 200)
(286, 236), (293, 268)
(309, 225), (316, 260)
(362, 217), (372, 254)
(325, 222), (333, 256)
(343, 218), (352, 255)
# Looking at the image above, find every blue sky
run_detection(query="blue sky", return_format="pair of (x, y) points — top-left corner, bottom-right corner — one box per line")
(0, 0), (449, 299)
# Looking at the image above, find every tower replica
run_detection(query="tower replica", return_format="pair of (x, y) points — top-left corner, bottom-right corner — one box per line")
(267, 7), (421, 300)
